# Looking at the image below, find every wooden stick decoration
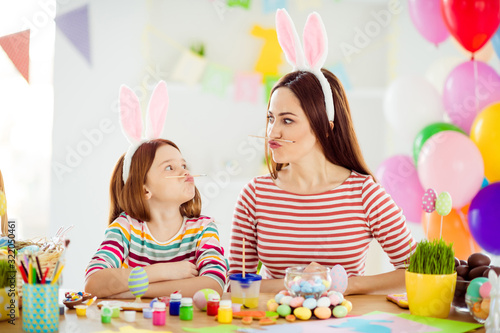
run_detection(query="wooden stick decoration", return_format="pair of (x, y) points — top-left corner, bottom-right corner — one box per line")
(248, 135), (295, 143)
(242, 238), (245, 279)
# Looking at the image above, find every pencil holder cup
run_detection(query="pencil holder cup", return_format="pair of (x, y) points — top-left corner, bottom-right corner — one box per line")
(22, 284), (59, 332)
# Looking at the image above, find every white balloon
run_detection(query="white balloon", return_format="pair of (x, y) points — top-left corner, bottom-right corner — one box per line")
(384, 76), (445, 141)
(425, 57), (463, 94)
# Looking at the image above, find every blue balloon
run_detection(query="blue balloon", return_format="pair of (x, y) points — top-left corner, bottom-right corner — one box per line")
(482, 177), (489, 189)
(468, 182), (500, 255)
(493, 27), (500, 60)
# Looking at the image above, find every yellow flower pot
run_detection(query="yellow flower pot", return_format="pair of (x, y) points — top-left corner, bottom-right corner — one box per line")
(405, 271), (457, 318)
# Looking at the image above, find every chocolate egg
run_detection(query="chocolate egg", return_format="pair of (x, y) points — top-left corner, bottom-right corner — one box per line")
(460, 259), (467, 266)
(467, 253), (491, 269)
(454, 257), (460, 267)
(468, 266), (489, 281)
(456, 265), (469, 279)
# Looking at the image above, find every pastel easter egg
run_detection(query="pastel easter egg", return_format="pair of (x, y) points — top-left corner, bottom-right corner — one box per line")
(316, 297), (331, 308)
(289, 297), (304, 308)
(467, 277), (489, 300)
(293, 307), (312, 320)
(332, 305), (348, 318)
(267, 299), (279, 312)
(128, 267), (149, 297)
(193, 289), (219, 311)
(330, 265), (348, 294)
(285, 314), (296, 322)
(280, 295), (293, 305)
(0, 190), (6, 216)
(275, 293), (284, 303)
(302, 298), (317, 310)
(277, 304), (292, 317)
(290, 284), (301, 293)
(328, 293), (342, 306)
(314, 307), (331, 319)
(479, 281), (492, 299)
(279, 290), (290, 296)
(341, 299), (353, 313)
(435, 191), (452, 216)
(422, 188), (437, 213)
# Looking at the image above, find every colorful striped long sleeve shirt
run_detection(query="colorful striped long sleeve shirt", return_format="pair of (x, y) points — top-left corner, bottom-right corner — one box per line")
(85, 213), (228, 289)
(229, 171), (417, 279)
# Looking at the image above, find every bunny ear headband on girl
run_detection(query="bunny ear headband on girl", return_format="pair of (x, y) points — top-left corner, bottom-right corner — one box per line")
(275, 9), (335, 122)
(119, 80), (169, 183)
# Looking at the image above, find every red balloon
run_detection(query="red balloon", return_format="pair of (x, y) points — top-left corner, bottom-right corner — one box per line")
(441, 0), (500, 53)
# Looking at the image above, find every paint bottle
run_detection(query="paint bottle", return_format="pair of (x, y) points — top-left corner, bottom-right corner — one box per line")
(206, 293), (220, 316)
(217, 300), (233, 324)
(152, 302), (166, 326)
(179, 297), (194, 321)
(169, 293), (182, 316)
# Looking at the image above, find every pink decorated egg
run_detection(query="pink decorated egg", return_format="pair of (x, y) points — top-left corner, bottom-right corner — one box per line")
(330, 265), (348, 294)
(289, 297), (305, 308)
(193, 289), (219, 311)
(422, 188), (437, 213)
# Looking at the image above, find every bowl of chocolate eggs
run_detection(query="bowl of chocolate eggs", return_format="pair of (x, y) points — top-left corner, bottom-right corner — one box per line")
(284, 265), (331, 299)
(453, 252), (499, 318)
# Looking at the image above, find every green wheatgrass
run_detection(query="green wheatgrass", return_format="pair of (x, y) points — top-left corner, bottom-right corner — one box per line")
(0, 259), (15, 288)
(407, 239), (455, 275)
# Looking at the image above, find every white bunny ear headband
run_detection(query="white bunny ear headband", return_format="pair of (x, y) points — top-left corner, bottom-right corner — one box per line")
(275, 9), (335, 121)
(119, 80), (169, 183)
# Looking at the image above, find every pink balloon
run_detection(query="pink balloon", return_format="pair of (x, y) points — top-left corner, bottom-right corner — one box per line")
(418, 131), (484, 209)
(376, 155), (425, 223)
(409, 0), (449, 45)
(443, 60), (500, 133)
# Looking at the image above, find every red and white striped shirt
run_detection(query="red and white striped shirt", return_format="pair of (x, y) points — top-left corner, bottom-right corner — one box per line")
(229, 171), (416, 279)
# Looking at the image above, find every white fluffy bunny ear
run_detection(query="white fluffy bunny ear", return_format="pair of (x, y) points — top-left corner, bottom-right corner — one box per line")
(276, 8), (306, 70)
(303, 12), (328, 71)
(145, 81), (169, 140)
(119, 85), (143, 144)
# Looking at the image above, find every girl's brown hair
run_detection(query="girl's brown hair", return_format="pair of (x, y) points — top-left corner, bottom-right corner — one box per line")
(265, 69), (374, 180)
(109, 139), (202, 224)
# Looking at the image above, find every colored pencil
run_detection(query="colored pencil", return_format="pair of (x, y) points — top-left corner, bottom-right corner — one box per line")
(35, 256), (43, 283)
(16, 262), (28, 283)
(51, 264), (64, 285)
(41, 266), (50, 284)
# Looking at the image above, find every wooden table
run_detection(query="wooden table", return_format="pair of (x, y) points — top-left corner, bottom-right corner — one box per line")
(0, 293), (484, 332)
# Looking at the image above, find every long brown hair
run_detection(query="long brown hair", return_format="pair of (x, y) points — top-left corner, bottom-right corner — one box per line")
(109, 139), (202, 224)
(265, 69), (374, 180)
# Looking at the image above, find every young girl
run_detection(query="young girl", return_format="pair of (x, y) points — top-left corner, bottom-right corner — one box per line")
(85, 82), (227, 298)
(229, 10), (416, 295)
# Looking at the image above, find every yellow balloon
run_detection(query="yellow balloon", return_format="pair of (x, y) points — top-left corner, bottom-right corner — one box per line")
(471, 103), (500, 182)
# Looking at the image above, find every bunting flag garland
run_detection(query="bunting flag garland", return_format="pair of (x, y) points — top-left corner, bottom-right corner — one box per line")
(234, 72), (262, 104)
(55, 5), (91, 64)
(0, 29), (30, 83)
(251, 25), (283, 77)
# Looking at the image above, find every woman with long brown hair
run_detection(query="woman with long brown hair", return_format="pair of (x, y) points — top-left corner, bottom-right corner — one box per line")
(228, 10), (416, 295)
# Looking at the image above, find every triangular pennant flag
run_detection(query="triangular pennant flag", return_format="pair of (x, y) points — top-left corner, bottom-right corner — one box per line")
(55, 5), (91, 64)
(0, 29), (30, 83)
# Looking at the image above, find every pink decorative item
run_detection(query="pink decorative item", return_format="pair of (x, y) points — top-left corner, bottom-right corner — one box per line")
(418, 131), (484, 209)
(422, 188), (437, 213)
(408, 0), (449, 45)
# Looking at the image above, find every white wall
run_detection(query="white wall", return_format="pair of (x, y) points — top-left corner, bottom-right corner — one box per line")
(50, 0), (447, 289)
